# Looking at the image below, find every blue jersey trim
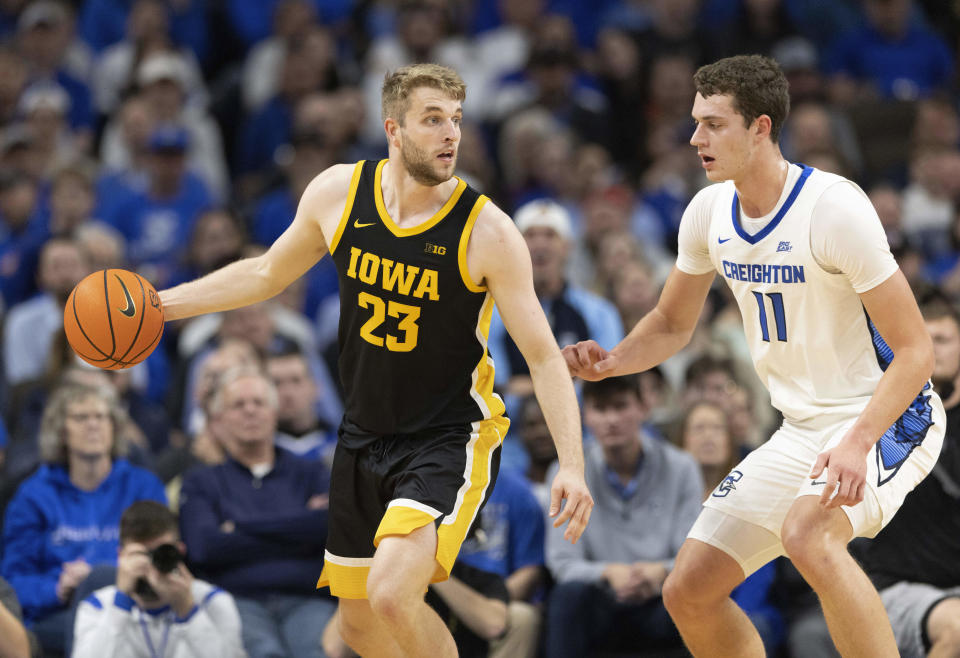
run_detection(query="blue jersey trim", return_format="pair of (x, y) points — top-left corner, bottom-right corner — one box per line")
(731, 164), (812, 245)
(865, 312), (934, 485)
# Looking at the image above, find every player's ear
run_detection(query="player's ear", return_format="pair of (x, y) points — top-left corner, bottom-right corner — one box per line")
(754, 114), (773, 141)
(384, 116), (401, 148)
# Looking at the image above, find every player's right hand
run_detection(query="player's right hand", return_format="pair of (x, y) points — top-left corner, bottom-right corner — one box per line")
(561, 340), (617, 381)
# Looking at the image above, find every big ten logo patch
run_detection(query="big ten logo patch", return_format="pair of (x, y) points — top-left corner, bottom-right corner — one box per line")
(712, 470), (744, 498)
(424, 242), (447, 255)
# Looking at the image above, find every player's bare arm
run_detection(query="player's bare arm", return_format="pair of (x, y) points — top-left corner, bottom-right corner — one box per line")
(159, 164), (356, 321)
(811, 269), (935, 509)
(467, 202), (594, 543)
(563, 266), (715, 380)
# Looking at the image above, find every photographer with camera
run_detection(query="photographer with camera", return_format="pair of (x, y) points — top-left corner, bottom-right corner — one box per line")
(72, 500), (246, 657)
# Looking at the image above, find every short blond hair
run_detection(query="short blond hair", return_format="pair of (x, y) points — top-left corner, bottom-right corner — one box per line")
(381, 63), (466, 125)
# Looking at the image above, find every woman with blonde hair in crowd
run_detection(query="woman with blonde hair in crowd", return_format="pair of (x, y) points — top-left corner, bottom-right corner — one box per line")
(1, 382), (166, 656)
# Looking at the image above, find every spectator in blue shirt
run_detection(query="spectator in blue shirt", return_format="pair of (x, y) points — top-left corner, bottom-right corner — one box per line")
(79, 0), (209, 62)
(1, 382), (167, 655)
(179, 365), (334, 658)
(102, 123), (213, 287)
(0, 169), (48, 307)
(825, 0), (954, 104)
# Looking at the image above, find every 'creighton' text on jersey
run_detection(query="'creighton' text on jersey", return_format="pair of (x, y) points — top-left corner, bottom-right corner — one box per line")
(329, 160), (505, 435)
(722, 262), (805, 284)
(678, 164), (938, 431)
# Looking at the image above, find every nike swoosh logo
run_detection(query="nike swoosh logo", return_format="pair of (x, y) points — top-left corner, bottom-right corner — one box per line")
(115, 275), (136, 317)
(354, 219), (376, 228)
(718, 237), (732, 244)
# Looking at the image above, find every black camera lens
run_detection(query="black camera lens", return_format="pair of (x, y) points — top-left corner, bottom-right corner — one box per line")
(150, 543), (183, 574)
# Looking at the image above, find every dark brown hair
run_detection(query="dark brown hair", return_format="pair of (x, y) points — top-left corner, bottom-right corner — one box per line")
(119, 500), (178, 545)
(694, 55), (790, 143)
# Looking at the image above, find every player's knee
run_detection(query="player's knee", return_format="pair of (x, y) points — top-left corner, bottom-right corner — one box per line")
(662, 568), (710, 617)
(780, 518), (839, 575)
(367, 580), (411, 627)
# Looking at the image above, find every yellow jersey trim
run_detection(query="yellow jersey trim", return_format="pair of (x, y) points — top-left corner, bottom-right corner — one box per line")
(328, 160), (365, 255)
(458, 195), (488, 292)
(436, 419), (506, 576)
(317, 560), (370, 599)
(373, 159), (467, 237)
(468, 294), (507, 420)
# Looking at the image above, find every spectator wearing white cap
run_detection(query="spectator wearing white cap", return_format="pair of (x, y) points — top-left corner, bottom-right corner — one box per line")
(99, 52), (227, 200)
(486, 199), (624, 470)
(92, 0), (208, 116)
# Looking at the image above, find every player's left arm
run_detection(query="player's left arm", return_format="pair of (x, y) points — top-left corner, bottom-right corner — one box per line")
(467, 202), (593, 543)
(810, 183), (934, 509)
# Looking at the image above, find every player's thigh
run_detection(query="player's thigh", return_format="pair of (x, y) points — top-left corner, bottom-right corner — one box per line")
(682, 507), (785, 589)
(368, 522), (439, 597)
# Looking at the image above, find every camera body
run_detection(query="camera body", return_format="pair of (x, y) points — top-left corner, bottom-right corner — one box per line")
(133, 543), (183, 599)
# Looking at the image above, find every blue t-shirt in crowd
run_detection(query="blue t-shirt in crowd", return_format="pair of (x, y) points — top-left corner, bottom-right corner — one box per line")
(825, 22), (954, 100)
(0, 460), (166, 625)
(101, 171), (212, 277)
(79, 0), (209, 60)
(226, 0), (354, 47)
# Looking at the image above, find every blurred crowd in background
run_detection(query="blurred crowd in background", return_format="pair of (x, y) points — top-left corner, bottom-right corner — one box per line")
(0, 0), (957, 656)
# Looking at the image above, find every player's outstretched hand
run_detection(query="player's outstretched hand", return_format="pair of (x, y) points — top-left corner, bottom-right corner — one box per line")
(809, 438), (869, 509)
(561, 340), (617, 381)
(549, 466), (594, 544)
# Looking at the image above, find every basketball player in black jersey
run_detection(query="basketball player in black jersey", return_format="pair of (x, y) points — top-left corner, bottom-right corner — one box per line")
(159, 63), (593, 657)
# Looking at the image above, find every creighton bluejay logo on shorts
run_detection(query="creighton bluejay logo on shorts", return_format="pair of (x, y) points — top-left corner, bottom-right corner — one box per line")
(712, 470), (744, 498)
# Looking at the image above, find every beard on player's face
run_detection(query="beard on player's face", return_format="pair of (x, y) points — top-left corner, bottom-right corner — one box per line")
(399, 131), (455, 186)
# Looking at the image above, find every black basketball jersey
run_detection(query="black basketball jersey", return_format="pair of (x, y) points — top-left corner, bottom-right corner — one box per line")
(329, 160), (506, 436)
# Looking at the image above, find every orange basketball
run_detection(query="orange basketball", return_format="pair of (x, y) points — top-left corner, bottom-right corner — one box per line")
(64, 269), (165, 370)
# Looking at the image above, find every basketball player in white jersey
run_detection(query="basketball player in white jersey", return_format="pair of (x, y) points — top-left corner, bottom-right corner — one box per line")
(563, 55), (944, 657)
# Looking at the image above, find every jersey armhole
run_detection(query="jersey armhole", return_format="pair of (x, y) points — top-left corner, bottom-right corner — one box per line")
(328, 161), (365, 255)
(458, 195), (489, 292)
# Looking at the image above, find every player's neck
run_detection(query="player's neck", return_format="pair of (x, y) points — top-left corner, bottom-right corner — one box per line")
(734, 153), (789, 218)
(381, 160), (456, 227)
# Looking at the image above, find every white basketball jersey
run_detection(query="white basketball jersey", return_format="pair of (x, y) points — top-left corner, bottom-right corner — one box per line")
(696, 165), (899, 422)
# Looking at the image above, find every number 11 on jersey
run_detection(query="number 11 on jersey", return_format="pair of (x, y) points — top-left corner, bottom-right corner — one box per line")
(752, 291), (787, 342)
